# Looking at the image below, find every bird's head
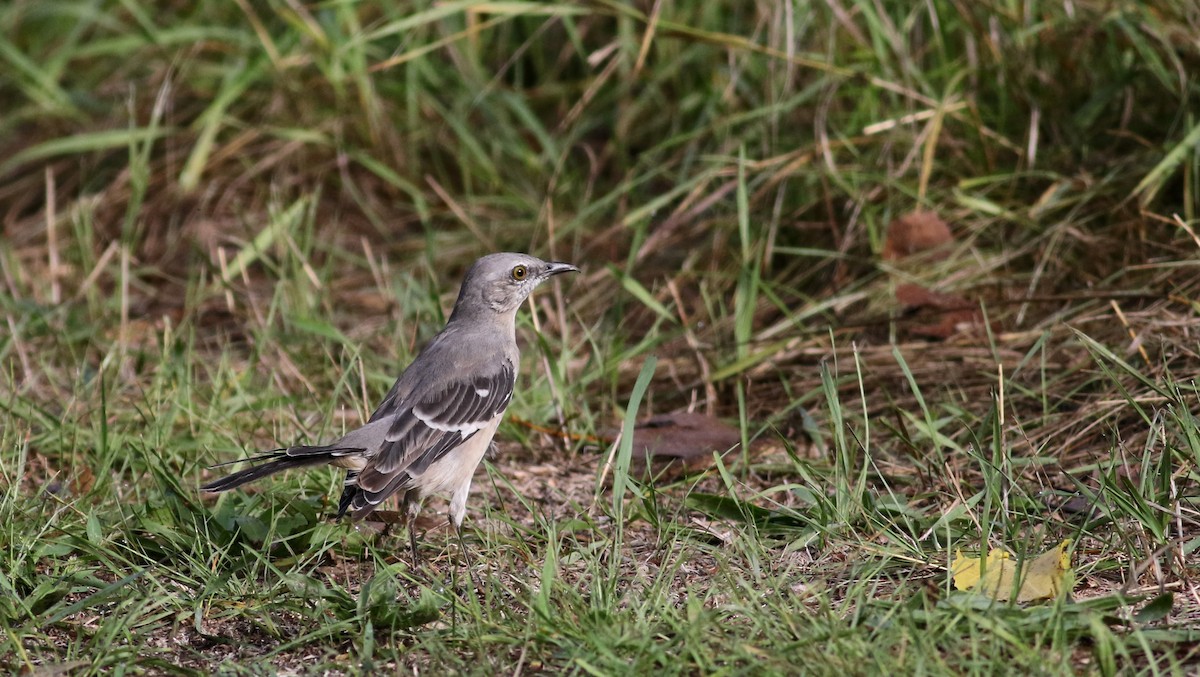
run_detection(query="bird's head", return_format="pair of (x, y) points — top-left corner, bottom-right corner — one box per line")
(450, 252), (579, 320)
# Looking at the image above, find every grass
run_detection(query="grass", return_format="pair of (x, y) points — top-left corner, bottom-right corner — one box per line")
(2, 0), (1199, 673)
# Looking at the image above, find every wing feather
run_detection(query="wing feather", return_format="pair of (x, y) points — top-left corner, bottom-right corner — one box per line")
(351, 359), (515, 501)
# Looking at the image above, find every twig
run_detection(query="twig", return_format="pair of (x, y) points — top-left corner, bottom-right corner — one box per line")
(1110, 300), (1152, 368)
(45, 167), (61, 304)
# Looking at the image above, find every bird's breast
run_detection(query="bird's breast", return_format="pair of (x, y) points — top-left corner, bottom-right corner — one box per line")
(410, 415), (503, 496)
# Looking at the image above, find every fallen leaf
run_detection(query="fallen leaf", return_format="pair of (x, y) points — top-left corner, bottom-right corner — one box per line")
(895, 283), (984, 339)
(952, 539), (1073, 602)
(882, 210), (954, 261)
(911, 315), (980, 339)
(1045, 492), (1103, 521)
(71, 466), (96, 496)
(895, 283), (974, 311)
(1132, 592), (1175, 623)
(629, 412), (743, 479)
(19, 660), (90, 677)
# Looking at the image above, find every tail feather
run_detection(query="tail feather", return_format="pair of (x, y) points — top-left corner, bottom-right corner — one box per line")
(335, 470), (416, 520)
(207, 448), (288, 469)
(336, 471), (360, 517)
(201, 445), (365, 493)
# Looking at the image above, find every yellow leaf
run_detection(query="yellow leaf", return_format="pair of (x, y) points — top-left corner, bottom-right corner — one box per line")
(951, 539), (1072, 602)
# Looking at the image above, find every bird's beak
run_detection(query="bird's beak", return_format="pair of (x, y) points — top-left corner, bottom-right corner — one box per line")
(545, 261), (581, 277)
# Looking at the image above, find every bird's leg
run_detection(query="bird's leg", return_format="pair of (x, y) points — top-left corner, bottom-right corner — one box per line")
(447, 483), (481, 593)
(447, 516), (480, 634)
(453, 518), (481, 592)
(448, 517), (459, 632)
(408, 524), (419, 567)
(401, 492), (422, 568)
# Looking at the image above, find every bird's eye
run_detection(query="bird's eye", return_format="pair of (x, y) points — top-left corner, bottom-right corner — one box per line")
(511, 265), (527, 281)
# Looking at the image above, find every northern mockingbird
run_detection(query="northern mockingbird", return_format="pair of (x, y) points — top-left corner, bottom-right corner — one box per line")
(201, 252), (578, 557)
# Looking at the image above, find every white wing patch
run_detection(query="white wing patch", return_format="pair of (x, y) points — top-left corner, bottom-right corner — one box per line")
(412, 405), (489, 435)
(475, 387), (490, 397)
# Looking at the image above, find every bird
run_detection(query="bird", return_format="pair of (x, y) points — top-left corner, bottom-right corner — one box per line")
(201, 252), (579, 559)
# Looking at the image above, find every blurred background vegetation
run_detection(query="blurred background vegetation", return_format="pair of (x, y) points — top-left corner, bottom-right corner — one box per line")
(4, 1), (1196, 288)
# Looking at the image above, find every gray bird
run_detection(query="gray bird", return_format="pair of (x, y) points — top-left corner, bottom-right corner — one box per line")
(202, 252), (579, 556)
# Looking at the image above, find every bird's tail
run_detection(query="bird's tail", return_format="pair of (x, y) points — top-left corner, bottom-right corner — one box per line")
(200, 446), (359, 493)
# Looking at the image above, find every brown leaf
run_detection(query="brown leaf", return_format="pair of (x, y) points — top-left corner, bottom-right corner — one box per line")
(629, 412), (743, 480)
(895, 283), (973, 311)
(882, 210), (954, 261)
(910, 311), (984, 339)
(19, 660), (90, 677)
(1048, 494), (1102, 521)
(895, 283), (984, 340)
(70, 466), (96, 497)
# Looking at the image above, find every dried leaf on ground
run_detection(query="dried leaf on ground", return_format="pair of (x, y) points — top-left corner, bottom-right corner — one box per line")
(895, 283), (984, 339)
(951, 539), (1073, 602)
(881, 210), (954, 261)
(895, 283), (973, 311)
(628, 412), (743, 479)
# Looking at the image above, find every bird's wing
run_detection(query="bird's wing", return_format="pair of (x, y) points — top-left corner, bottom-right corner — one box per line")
(350, 359), (515, 508)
